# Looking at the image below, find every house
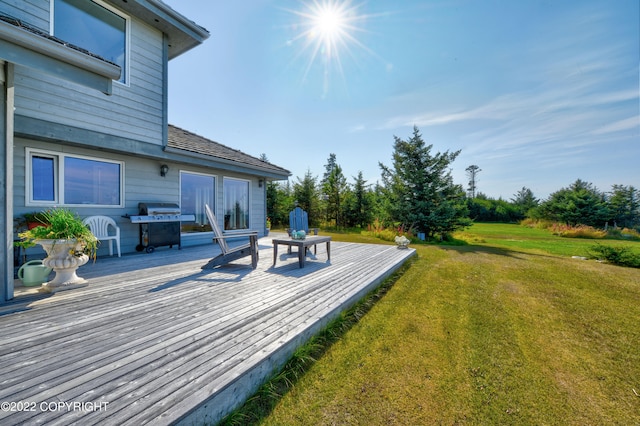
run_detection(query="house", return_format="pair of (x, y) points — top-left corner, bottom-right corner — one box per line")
(0, 0), (290, 304)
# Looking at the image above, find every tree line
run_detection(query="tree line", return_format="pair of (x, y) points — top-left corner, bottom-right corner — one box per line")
(265, 126), (639, 237)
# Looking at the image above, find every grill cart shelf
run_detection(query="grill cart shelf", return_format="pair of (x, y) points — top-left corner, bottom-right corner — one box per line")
(126, 203), (195, 253)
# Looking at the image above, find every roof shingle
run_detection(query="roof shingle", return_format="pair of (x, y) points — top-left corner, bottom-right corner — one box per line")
(167, 125), (290, 177)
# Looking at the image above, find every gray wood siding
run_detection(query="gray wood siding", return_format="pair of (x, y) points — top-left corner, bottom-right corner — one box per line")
(0, 0), (49, 30)
(11, 6), (165, 146)
(252, 181), (266, 231)
(14, 138), (267, 258)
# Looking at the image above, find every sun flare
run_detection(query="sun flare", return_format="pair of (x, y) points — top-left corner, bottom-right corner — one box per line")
(313, 5), (346, 40)
(284, 0), (375, 96)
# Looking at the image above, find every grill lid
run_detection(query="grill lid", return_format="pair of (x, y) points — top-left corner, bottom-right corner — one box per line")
(138, 202), (181, 215)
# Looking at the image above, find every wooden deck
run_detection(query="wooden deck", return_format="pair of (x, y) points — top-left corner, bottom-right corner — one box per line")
(0, 234), (415, 425)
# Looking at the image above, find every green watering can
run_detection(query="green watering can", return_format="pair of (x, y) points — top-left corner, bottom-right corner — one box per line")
(17, 260), (52, 286)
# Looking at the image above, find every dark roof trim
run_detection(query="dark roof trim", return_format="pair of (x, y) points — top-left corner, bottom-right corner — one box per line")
(0, 16), (120, 94)
(163, 146), (291, 180)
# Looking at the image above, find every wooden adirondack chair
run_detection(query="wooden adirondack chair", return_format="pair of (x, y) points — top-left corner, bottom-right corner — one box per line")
(201, 204), (259, 269)
(288, 207), (318, 236)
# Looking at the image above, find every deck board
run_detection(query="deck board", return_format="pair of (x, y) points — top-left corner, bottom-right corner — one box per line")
(0, 235), (415, 425)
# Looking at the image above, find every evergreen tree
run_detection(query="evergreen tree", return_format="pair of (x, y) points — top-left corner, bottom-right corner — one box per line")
(537, 179), (609, 226)
(293, 170), (320, 226)
(266, 181), (293, 227)
(371, 181), (392, 226)
(322, 153), (338, 183)
(466, 165), (481, 198)
(608, 185), (639, 228)
(511, 187), (539, 217)
(266, 180), (277, 224)
(321, 156), (348, 228)
(342, 171), (373, 228)
(467, 195), (522, 222)
(379, 126), (470, 238)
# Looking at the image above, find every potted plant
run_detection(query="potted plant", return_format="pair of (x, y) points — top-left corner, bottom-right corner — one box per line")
(266, 217), (271, 235)
(21, 211), (50, 229)
(16, 208), (98, 292)
(14, 212), (49, 234)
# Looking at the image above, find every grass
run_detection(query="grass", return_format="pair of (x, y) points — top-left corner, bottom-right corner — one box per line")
(455, 223), (640, 259)
(223, 223), (640, 425)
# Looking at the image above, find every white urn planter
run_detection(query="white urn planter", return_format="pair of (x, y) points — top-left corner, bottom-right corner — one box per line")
(394, 235), (410, 249)
(36, 239), (89, 293)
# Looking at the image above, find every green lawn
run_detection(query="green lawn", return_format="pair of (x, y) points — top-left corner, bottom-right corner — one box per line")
(455, 222), (640, 258)
(225, 224), (640, 425)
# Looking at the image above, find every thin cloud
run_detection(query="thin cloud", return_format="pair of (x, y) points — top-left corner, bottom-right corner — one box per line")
(348, 124), (366, 133)
(592, 116), (640, 135)
(379, 57), (635, 153)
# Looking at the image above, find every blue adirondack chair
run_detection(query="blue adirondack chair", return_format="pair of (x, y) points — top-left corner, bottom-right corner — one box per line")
(288, 207), (318, 236)
(287, 206), (319, 255)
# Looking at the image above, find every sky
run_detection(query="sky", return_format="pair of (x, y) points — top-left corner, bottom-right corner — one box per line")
(163, 0), (639, 200)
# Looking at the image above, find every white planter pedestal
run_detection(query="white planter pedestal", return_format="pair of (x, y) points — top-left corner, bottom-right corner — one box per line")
(36, 239), (89, 293)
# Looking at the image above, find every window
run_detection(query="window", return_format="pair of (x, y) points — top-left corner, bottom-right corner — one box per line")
(180, 172), (215, 233)
(27, 149), (123, 207)
(64, 157), (121, 205)
(223, 178), (250, 230)
(53, 0), (128, 84)
(32, 155), (56, 202)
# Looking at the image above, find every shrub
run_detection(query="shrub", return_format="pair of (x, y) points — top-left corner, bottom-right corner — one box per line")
(550, 223), (607, 239)
(364, 220), (423, 243)
(620, 228), (640, 241)
(588, 244), (640, 268)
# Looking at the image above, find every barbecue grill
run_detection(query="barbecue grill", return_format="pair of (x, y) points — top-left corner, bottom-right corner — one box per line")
(129, 203), (195, 253)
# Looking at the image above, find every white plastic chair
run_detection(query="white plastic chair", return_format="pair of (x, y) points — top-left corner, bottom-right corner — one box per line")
(83, 215), (121, 257)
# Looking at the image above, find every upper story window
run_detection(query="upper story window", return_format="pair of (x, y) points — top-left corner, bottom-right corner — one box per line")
(53, 0), (129, 84)
(26, 148), (124, 208)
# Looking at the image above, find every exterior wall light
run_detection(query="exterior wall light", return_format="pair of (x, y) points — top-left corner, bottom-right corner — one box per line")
(160, 164), (169, 177)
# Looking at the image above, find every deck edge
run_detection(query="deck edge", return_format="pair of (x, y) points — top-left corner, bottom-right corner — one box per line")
(174, 248), (416, 425)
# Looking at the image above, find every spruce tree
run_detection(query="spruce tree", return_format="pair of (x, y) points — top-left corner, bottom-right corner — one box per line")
(379, 126), (470, 238)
